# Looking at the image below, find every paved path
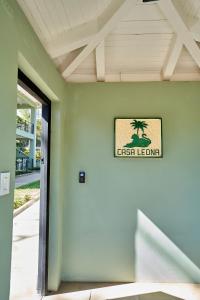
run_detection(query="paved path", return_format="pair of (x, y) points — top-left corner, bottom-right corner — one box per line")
(15, 171), (41, 188)
(10, 201), (41, 300)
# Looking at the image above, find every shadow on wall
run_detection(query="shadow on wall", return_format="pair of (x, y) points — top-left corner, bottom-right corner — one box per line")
(135, 210), (200, 283)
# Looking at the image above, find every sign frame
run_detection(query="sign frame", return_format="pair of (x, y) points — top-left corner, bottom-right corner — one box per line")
(114, 117), (163, 158)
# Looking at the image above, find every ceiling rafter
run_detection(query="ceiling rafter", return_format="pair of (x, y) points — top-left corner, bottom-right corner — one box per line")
(162, 35), (183, 80)
(61, 0), (136, 79)
(95, 40), (105, 82)
(47, 20), (98, 58)
(190, 19), (200, 42)
(158, 0), (200, 71)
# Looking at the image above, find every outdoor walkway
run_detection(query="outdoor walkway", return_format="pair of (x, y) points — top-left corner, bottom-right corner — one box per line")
(10, 201), (41, 300)
(15, 171), (40, 188)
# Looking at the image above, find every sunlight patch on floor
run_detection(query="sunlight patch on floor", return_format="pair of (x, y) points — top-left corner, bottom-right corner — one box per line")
(44, 283), (200, 300)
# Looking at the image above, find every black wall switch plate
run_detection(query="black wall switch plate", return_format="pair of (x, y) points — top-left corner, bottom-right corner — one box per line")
(79, 171), (85, 183)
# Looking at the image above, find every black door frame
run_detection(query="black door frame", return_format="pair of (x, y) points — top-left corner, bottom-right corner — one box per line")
(18, 69), (51, 296)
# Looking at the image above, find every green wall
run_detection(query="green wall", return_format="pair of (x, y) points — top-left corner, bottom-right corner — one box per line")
(62, 82), (200, 283)
(1, 0), (200, 297)
(0, 1), (66, 298)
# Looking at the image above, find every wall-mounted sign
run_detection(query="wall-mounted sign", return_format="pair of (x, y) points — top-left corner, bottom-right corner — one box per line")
(114, 118), (162, 158)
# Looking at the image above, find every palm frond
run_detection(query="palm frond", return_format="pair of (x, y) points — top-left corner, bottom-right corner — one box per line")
(130, 119), (148, 132)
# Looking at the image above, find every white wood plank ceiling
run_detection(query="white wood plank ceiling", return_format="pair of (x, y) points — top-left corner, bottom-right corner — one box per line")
(17, 0), (200, 82)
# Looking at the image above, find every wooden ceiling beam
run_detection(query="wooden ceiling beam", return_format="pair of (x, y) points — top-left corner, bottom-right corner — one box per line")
(95, 40), (105, 82)
(61, 0), (136, 79)
(47, 20), (98, 58)
(162, 35), (183, 80)
(158, 0), (200, 69)
(190, 19), (200, 43)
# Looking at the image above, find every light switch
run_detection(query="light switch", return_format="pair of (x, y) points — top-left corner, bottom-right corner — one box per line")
(0, 172), (10, 196)
(79, 171), (85, 183)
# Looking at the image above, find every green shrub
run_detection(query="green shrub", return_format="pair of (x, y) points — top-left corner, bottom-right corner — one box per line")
(24, 194), (31, 202)
(14, 194), (32, 210)
(15, 170), (32, 176)
(32, 167), (40, 171)
(17, 180), (40, 190)
(14, 198), (24, 209)
(14, 180), (40, 210)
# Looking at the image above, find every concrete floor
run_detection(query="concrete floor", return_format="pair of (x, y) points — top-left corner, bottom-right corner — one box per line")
(10, 201), (41, 300)
(15, 171), (41, 188)
(44, 282), (200, 300)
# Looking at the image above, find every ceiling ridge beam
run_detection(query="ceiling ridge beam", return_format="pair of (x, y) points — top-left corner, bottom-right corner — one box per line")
(61, 0), (136, 79)
(162, 35), (183, 80)
(95, 40), (105, 82)
(158, 0), (200, 70)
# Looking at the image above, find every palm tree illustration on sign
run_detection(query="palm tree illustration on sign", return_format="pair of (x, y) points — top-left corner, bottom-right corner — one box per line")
(124, 119), (152, 148)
